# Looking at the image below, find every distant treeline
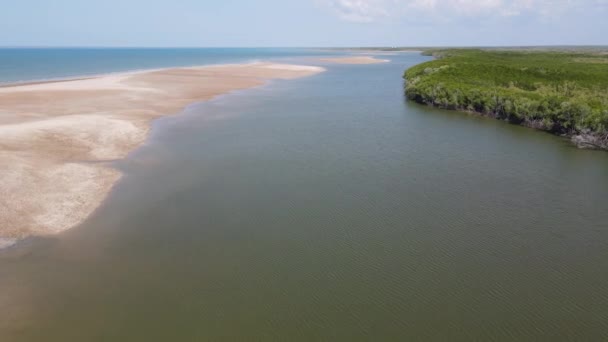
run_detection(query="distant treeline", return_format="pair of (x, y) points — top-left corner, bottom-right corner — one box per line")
(404, 49), (608, 149)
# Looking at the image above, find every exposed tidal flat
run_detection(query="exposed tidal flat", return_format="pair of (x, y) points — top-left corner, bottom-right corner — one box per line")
(1, 51), (608, 341)
(0, 62), (324, 241)
(319, 56), (390, 64)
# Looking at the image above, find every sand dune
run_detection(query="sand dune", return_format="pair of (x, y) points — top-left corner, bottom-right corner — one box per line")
(0, 63), (324, 241)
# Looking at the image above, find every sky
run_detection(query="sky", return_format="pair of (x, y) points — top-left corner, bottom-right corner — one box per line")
(1, 0), (607, 47)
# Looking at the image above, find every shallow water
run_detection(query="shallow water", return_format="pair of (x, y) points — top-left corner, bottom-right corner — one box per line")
(1, 53), (608, 341)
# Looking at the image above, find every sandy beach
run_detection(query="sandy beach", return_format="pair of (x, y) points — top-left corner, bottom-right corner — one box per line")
(0, 63), (324, 242)
(320, 56), (389, 64)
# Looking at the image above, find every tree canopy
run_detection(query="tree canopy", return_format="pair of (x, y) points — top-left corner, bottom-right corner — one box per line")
(404, 49), (608, 142)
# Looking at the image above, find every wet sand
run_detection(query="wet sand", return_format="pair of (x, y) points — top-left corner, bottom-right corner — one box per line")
(0, 63), (324, 241)
(320, 56), (389, 64)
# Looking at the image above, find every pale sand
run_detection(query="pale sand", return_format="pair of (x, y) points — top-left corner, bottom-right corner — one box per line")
(0, 238), (16, 249)
(320, 56), (390, 64)
(0, 62), (325, 240)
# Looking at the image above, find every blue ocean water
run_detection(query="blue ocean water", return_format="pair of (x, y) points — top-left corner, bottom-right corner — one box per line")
(0, 48), (338, 84)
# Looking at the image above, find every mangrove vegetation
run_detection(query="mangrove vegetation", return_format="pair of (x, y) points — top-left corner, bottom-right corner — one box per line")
(404, 49), (608, 149)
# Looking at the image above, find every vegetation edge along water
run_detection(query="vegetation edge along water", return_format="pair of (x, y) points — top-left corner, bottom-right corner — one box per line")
(403, 49), (608, 150)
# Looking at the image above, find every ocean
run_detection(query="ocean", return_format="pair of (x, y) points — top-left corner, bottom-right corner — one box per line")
(0, 47), (339, 84)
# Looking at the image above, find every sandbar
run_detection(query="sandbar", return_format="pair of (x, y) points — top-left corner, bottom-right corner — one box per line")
(0, 63), (324, 241)
(320, 56), (389, 64)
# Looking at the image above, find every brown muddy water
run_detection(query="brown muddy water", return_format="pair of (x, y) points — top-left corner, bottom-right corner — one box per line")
(1, 53), (608, 341)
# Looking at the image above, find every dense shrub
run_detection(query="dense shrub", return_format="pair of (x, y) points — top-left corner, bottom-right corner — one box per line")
(404, 50), (608, 136)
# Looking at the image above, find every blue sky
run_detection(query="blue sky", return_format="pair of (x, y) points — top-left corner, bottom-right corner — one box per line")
(1, 0), (607, 47)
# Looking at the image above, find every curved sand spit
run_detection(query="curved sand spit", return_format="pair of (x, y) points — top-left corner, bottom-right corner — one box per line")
(0, 63), (325, 243)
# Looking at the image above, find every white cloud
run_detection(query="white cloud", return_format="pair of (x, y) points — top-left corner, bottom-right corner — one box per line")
(318, 0), (606, 22)
(320, 0), (391, 22)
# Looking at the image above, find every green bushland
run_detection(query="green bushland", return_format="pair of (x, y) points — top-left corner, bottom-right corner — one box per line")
(404, 49), (608, 149)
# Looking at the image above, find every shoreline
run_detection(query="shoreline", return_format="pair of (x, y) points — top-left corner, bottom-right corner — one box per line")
(408, 99), (608, 151)
(0, 60), (279, 88)
(404, 49), (608, 151)
(0, 62), (325, 242)
(319, 56), (390, 64)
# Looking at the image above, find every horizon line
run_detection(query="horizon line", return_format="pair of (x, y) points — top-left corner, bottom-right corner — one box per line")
(1, 44), (608, 49)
